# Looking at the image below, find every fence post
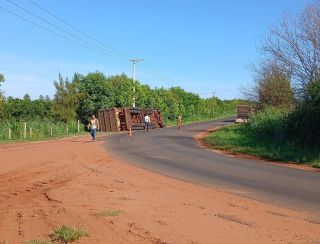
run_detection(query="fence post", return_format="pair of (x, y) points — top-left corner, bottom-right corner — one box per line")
(66, 124), (69, 134)
(50, 126), (53, 136)
(24, 122), (27, 139)
(77, 120), (80, 133)
(30, 127), (32, 139)
(8, 128), (12, 140)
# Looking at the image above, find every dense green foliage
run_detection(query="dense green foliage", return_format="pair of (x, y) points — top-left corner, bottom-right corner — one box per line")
(286, 104), (320, 145)
(205, 108), (320, 167)
(73, 72), (240, 123)
(0, 95), (52, 120)
(0, 72), (240, 125)
(52, 74), (82, 123)
(0, 71), (239, 141)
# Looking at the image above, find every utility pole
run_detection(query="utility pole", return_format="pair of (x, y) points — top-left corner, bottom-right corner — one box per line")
(212, 92), (215, 118)
(129, 58), (143, 107)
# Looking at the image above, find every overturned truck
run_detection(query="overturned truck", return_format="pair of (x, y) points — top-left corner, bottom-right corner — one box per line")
(98, 107), (164, 132)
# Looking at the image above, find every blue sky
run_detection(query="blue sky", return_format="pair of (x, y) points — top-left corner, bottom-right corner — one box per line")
(0, 0), (310, 99)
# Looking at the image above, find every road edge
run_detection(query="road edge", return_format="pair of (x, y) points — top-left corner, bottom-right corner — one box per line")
(194, 126), (320, 173)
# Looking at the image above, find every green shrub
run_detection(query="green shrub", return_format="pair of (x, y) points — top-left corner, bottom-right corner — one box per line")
(286, 104), (320, 145)
(245, 108), (287, 141)
(51, 225), (88, 243)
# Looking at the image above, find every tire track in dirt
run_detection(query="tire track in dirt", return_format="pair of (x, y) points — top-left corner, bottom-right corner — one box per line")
(127, 222), (169, 244)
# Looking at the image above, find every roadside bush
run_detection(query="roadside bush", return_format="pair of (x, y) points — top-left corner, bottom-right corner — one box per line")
(244, 105), (320, 148)
(286, 104), (320, 145)
(245, 108), (287, 141)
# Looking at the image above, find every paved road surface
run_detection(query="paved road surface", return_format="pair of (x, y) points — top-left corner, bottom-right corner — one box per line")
(103, 119), (320, 213)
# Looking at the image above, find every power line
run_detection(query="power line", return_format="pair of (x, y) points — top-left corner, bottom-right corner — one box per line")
(23, 0), (178, 85)
(0, 5), (123, 58)
(140, 62), (176, 84)
(27, 0), (105, 47)
(5, 0), (124, 59)
(2, 0), (178, 85)
(27, 0), (130, 60)
(138, 64), (173, 85)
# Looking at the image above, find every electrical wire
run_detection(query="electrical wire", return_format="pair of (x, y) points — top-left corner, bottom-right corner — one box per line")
(24, 0), (178, 85)
(2, 0), (178, 85)
(5, 0), (125, 59)
(27, 0), (131, 60)
(0, 5), (123, 59)
(140, 62), (176, 84)
(27, 0), (104, 46)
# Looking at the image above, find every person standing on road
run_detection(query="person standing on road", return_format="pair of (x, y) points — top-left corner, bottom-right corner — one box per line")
(144, 114), (150, 132)
(177, 114), (182, 129)
(88, 114), (99, 141)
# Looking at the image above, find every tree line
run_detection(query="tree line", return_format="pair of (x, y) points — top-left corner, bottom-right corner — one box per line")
(0, 72), (240, 125)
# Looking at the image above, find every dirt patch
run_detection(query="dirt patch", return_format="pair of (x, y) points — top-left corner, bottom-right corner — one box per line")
(195, 127), (320, 173)
(0, 135), (319, 243)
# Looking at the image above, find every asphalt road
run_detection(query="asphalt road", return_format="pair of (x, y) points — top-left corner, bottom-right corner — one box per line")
(103, 119), (320, 213)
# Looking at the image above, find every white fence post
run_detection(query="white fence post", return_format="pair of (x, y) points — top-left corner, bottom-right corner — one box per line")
(66, 124), (69, 134)
(24, 122), (27, 139)
(77, 120), (80, 133)
(50, 126), (53, 136)
(8, 128), (12, 140)
(29, 127), (32, 138)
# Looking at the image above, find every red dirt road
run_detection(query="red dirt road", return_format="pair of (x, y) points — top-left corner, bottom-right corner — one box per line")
(0, 137), (319, 243)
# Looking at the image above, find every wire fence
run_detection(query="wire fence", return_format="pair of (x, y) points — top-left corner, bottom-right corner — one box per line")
(0, 119), (86, 141)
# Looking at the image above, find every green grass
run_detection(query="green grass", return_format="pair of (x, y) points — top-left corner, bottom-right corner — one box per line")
(165, 113), (235, 126)
(204, 124), (320, 167)
(0, 119), (87, 143)
(96, 209), (121, 217)
(50, 225), (88, 243)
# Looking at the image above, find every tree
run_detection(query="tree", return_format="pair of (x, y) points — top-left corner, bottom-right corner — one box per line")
(244, 60), (294, 109)
(0, 73), (4, 99)
(107, 74), (134, 107)
(77, 71), (110, 120)
(264, 1), (320, 100)
(23, 93), (31, 100)
(305, 78), (320, 105)
(52, 74), (82, 123)
(73, 70), (240, 122)
(0, 73), (4, 83)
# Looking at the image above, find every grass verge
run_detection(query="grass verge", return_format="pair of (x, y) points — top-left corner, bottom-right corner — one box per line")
(165, 113), (235, 127)
(204, 124), (320, 168)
